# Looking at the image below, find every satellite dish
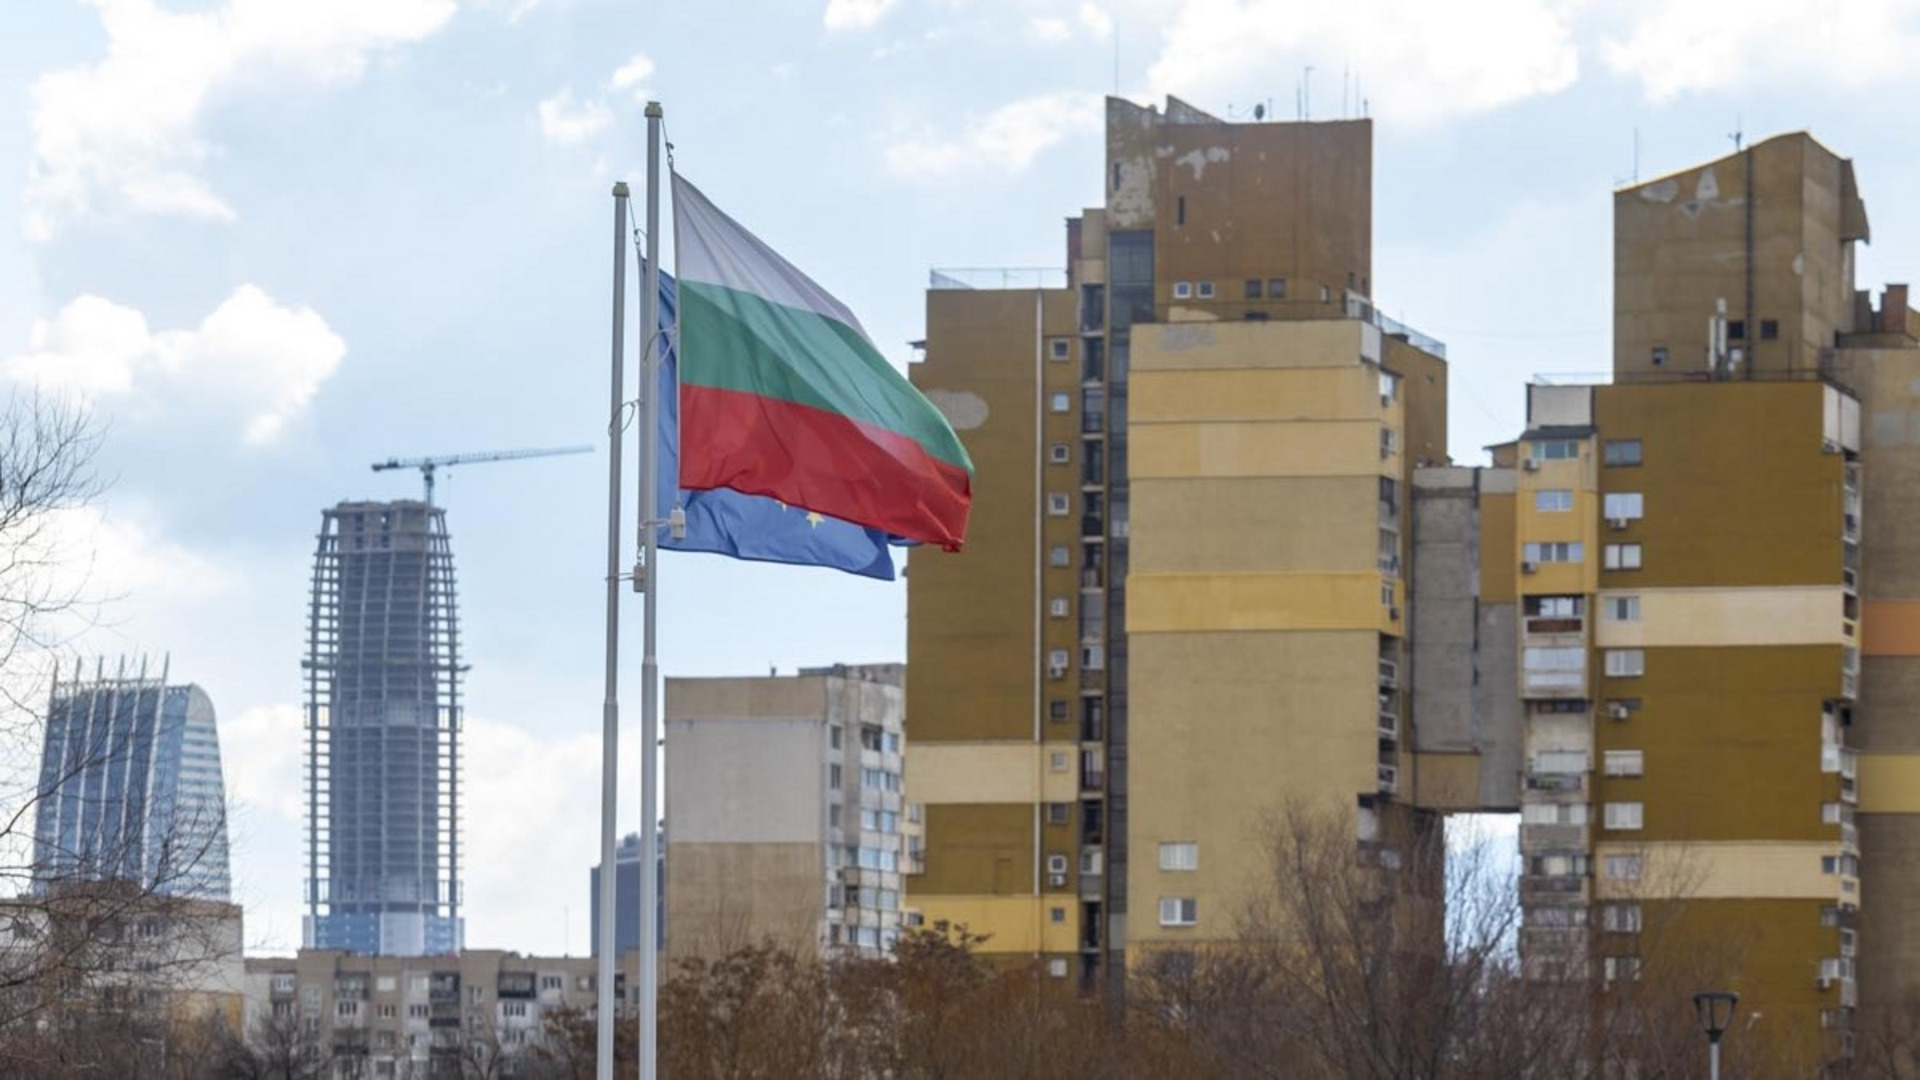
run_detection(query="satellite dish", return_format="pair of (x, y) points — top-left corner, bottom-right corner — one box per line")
(1253, 103), (1266, 121)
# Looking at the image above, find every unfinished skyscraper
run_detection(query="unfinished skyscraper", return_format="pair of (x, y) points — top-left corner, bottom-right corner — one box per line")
(305, 500), (463, 956)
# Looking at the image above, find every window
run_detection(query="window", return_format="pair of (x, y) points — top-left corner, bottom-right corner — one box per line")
(1535, 489), (1574, 512)
(1048, 443), (1069, 464)
(1049, 699), (1068, 721)
(336, 1000), (360, 1018)
(1050, 906), (1067, 923)
(1823, 801), (1846, 825)
(1523, 541), (1584, 564)
(1606, 596), (1640, 621)
(502, 1002), (530, 1018)
(1604, 802), (1644, 830)
(1604, 543), (1643, 570)
(829, 764), (842, 788)
(1650, 346), (1668, 367)
(1049, 958), (1070, 978)
(1381, 427), (1398, 455)
(1603, 750), (1645, 777)
(1761, 319), (1779, 340)
(1603, 904), (1643, 933)
(1605, 649), (1645, 677)
(1523, 647), (1584, 672)
(409, 1003), (431, 1019)
(1521, 802), (1587, 825)
(1049, 545), (1069, 567)
(1049, 338), (1070, 361)
(829, 726), (842, 750)
(1603, 492), (1644, 520)
(1526, 595), (1584, 617)
(1603, 955), (1642, 983)
(1605, 854), (1643, 880)
(1728, 319), (1746, 341)
(1173, 281), (1192, 299)
(1196, 281), (1215, 299)
(1535, 750), (1589, 774)
(1823, 854), (1860, 876)
(1050, 392), (1070, 413)
(829, 805), (842, 830)
(1047, 493), (1069, 516)
(1047, 853), (1069, 875)
(1158, 897), (1198, 927)
(1268, 278), (1287, 299)
(1049, 597), (1069, 618)
(1244, 279), (1262, 299)
(1529, 439), (1580, 461)
(1047, 803), (1070, 825)
(1158, 842), (1199, 871)
(1049, 751), (1068, 772)
(1604, 439), (1643, 466)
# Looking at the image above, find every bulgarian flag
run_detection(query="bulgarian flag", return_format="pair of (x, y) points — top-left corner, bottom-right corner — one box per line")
(671, 174), (972, 551)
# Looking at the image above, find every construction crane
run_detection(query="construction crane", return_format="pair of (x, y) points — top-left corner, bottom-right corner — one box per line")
(371, 445), (594, 505)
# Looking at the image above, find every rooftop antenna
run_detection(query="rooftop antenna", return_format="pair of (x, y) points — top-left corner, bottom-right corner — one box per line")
(1303, 65), (1313, 120)
(1343, 65), (1350, 118)
(1729, 114), (1743, 152)
(1253, 102), (1265, 121)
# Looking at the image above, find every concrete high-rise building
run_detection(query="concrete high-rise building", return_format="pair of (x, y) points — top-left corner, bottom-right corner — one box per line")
(31, 660), (232, 903)
(589, 831), (664, 956)
(664, 664), (911, 961)
(305, 500), (463, 956)
(909, 97), (1464, 981)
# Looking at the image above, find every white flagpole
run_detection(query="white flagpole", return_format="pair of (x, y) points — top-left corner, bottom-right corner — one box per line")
(596, 182), (629, 1080)
(636, 100), (664, 1080)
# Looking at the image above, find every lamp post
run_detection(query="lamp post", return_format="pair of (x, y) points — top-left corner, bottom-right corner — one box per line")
(1693, 990), (1738, 1080)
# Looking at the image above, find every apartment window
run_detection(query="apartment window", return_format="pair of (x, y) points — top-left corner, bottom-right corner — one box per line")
(1605, 649), (1645, 677)
(1603, 492), (1645, 520)
(1605, 854), (1643, 880)
(1535, 750), (1589, 774)
(1606, 596), (1641, 622)
(1604, 802), (1645, 830)
(1521, 802), (1587, 825)
(1049, 597), (1069, 618)
(829, 725), (842, 750)
(1050, 906), (1067, 923)
(1381, 427), (1398, 455)
(1047, 853), (1069, 875)
(1823, 801), (1845, 825)
(1528, 906), (1586, 928)
(1761, 319), (1779, 340)
(1728, 319), (1746, 341)
(1082, 644), (1105, 670)
(1049, 751), (1069, 772)
(1049, 699), (1068, 721)
(1243, 279), (1262, 300)
(829, 805), (842, 830)
(1604, 543), (1643, 570)
(1196, 281), (1215, 299)
(1603, 955), (1642, 983)
(1535, 489), (1574, 512)
(1049, 958), (1070, 978)
(1048, 338), (1071, 362)
(1047, 493), (1070, 516)
(1523, 541), (1584, 564)
(1049, 392), (1070, 414)
(1319, 285), (1332, 302)
(502, 1002), (530, 1018)
(1268, 278), (1287, 299)
(1527, 595), (1583, 617)
(1529, 439), (1580, 461)
(1650, 346), (1668, 366)
(1603, 904), (1644, 933)
(1048, 443), (1070, 464)
(1523, 646), (1584, 672)
(1047, 803), (1070, 825)
(1158, 897), (1198, 927)
(829, 764), (842, 787)
(408, 1003), (430, 1019)
(1173, 281), (1192, 299)
(1158, 842), (1199, 871)
(336, 1000), (359, 1018)
(1603, 750), (1645, 777)
(1604, 439), (1643, 466)
(1049, 545), (1069, 567)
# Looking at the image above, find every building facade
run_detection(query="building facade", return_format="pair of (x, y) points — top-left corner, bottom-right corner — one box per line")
(32, 659), (232, 903)
(589, 831), (665, 955)
(305, 501), (464, 956)
(909, 97), (1472, 982)
(663, 664), (912, 961)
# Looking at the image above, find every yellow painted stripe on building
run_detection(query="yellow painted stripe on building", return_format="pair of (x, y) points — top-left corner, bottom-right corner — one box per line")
(1592, 841), (1843, 901)
(1130, 420), (1390, 480)
(1128, 572), (1397, 634)
(1595, 587), (1849, 648)
(1859, 754), (1920, 813)
(909, 743), (1089, 805)
(1863, 600), (1920, 656)
(912, 896), (1053, 954)
(1131, 367), (1392, 424)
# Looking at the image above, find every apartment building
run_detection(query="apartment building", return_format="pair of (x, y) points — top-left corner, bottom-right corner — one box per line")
(663, 664), (914, 962)
(909, 97), (1478, 981)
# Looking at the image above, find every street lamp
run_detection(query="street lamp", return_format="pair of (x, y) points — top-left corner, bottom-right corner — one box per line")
(1693, 990), (1739, 1080)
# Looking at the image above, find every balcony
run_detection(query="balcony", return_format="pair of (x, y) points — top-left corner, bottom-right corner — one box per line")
(1525, 772), (1588, 797)
(1520, 874), (1588, 901)
(1524, 616), (1585, 637)
(1378, 660), (1399, 690)
(1519, 823), (1589, 852)
(1081, 515), (1105, 540)
(1377, 763), (1399, 794)
(1377, 713), (1400, 743)
(1522, 670), (1588, 699)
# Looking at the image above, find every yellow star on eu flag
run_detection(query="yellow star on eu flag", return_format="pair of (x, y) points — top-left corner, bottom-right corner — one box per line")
(805, 511), (825, 528)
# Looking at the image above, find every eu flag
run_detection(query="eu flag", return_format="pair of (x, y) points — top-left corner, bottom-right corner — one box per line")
(655, 271), (899, 580)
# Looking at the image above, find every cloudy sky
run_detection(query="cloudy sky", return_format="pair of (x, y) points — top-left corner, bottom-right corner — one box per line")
(5, 0), (1920, 956)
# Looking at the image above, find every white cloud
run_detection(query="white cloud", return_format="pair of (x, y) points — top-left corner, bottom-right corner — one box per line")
(25, 0), (458, 240)
(1144, 0), (1579, 125)
(1603, 0), (1920, 102)
(610, 53), (655, 101)
(8, 286), (346, 446)
(1078, 2), (1113, 38)
(537, 89), (613, 146)
(220, 703), (304, 823)
(1028, 16), (1073, 41)
(824, 0), (899, 31)
(885, 91), (1102, 179)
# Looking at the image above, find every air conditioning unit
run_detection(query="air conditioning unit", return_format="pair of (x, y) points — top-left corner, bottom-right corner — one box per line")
(1521, 561), (1539, 574)
(1609, 517), (1630, 530)
(1608, 703), (1632, 721)
(1048, 873), (1067, 888)
(1523, 459), (1541, 472)
(1048, 664), (1067, 679)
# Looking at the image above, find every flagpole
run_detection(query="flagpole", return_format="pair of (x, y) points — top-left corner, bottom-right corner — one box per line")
(596, 181), (630, 1080)
(636, 100), (664, 1080)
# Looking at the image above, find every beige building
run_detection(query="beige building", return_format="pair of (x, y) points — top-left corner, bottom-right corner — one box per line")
(243, 948), (635, 1077)
(664, 663), (913, 962)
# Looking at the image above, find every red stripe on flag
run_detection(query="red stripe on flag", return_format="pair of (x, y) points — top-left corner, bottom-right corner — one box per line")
(678, 384), (972, 551)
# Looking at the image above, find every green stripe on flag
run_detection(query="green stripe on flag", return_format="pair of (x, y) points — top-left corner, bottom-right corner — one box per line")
(680, 281), (973, 474)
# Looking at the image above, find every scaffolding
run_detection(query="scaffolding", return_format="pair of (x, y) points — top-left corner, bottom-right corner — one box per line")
(305, 501), (463, 955)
